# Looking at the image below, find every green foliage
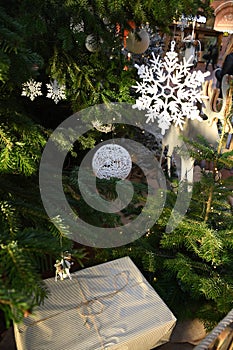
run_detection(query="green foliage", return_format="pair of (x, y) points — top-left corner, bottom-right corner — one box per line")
(0, 114), (47, 175)
(67, 165), (148, 228)
(0, 6), (43, 87)
(78, 132), (99, 150)
(0, 233), (52, 326)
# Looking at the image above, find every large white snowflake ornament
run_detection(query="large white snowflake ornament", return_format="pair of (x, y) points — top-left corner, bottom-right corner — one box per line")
(132, 41), (210, 135)
(21, 79), (42, 101)
(46, 80), (66, 104)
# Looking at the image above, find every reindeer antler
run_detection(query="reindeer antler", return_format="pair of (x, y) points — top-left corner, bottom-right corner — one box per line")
(202, 80), (220, 126)
(202, 75), (233, 134)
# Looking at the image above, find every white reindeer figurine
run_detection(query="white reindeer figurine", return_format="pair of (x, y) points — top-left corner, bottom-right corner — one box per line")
(54, 252), (73, 281)
(160, 74), (232, 184)
(203, 74), (233, 133)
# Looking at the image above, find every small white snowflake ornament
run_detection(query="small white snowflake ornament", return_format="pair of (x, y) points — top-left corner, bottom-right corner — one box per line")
(46, 80), (66, 104)
(132, 40), (210, 135)
(21, 79), (42, 101)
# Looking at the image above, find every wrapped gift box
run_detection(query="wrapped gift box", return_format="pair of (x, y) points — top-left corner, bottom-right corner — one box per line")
(14, 256), (176, 350)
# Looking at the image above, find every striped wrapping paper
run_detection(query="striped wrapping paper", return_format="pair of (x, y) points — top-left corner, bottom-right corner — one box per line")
(14, 256), (176, 350)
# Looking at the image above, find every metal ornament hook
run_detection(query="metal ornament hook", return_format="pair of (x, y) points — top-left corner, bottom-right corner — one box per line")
(170, 40), (176, 52)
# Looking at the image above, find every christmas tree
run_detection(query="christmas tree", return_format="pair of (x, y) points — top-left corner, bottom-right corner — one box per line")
(0, 0), (222, 332)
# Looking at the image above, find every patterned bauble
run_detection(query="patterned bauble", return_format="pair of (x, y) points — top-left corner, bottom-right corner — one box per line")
(85, 34), (100, 52)
(92, 144), (132, 179)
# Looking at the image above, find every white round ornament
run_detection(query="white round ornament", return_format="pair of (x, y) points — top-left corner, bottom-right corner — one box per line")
(85, 34), (100, 52)
(126, 29), (150, 54)
(92, 144), (132, 179)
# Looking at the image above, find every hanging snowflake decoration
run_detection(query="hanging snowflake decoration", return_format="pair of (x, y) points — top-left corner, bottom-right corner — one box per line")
(132, 40), (210, 135)
(46, 80), (66, 104)
(21, 79), (42, 101)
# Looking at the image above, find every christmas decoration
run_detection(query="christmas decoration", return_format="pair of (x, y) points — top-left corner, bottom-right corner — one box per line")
(122, 24), (165, 67)
(132, 40), (210, 135)
(70, 19), (84, 33)
(85, 34), (101, 52)
(46, 79), (66, 104)
(21, 79), (42, 101)
(92, 120), (114, 133)
(160, 74), (233, 185)
(54, 251), (74, 281)
(125, 28), (150, 54)
(92, 144), (132, 179)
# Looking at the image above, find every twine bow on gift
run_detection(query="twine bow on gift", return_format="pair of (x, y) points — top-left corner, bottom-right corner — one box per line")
(77, 271), (129, 349)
